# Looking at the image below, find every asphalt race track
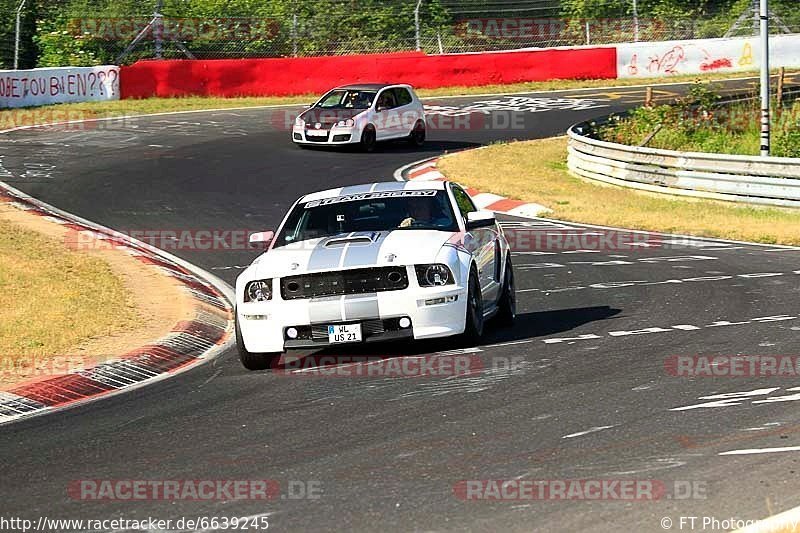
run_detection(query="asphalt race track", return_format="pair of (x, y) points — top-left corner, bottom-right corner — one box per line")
(2, 76), (800, 532)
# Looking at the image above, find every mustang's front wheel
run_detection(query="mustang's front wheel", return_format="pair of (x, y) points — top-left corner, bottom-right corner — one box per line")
(496, 255), (516, 326)
(462, 268), (484, 342)
(235, 315), (281, 371)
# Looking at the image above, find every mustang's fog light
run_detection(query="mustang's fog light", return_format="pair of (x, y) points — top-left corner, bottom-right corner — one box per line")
(399, 317), (411, 328)
(286, 327), (299, 339)
(424, 295), (458, 306)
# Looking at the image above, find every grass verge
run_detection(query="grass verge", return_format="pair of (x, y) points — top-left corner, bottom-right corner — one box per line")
(598, 84), (800, 156)
(437, 137), (800, 245)
(2, 68), (796, 130)
(0, 217), (138, 369)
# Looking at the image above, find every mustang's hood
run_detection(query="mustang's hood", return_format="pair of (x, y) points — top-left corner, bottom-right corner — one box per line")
(299, 108), (364, 125)
(248, 230), (458, 279)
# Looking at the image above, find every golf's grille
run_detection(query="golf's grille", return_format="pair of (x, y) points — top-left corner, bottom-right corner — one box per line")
(280, 267), (408, 300)
(304, 130), (330, 142)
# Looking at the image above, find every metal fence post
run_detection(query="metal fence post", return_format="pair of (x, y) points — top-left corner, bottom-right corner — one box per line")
(13, 0), (26, 69)
(632, 0), (639, 42)
(292, 12), (298, 57)
(759, 0), (770, 156)
(414, 0), (423, 51)
(154, 0), (164, 59)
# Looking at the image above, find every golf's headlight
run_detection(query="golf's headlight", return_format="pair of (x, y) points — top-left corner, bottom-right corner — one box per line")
(415, 264), (454, 287)
(294, 116), (305, 127)
(336, 119), (355, 127)
(244, 280), (272, 302)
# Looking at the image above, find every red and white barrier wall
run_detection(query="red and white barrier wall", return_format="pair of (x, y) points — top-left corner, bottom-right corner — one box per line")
(0, 65), (120, 108)
(119, 34), (800, 99)
(119, 48), (617, 98)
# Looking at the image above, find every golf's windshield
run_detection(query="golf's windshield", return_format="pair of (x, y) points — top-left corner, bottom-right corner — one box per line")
(275, 190), (458, 247)
(315, 89), (377, 110)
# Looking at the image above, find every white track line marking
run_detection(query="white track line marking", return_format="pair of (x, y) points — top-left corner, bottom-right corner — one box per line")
(719, 446), (800, 455)
(562, 425), (616, 439)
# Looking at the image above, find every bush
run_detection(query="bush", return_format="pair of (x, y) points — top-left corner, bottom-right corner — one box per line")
(34, 23), (104, 67)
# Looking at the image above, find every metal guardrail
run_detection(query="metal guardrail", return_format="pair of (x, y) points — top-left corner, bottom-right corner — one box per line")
(567, 121), (800, 209)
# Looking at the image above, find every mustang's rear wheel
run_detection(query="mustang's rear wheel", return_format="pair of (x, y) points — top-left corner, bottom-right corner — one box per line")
(409, 120), (426, 147)
(235, 314), (280, 371)
(360, 125), (377, 152)
(462, 268), (484, 342)
(496, 255), (516, 327)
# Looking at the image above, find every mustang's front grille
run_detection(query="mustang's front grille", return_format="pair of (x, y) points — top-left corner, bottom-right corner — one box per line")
(280, 267), (409, 300)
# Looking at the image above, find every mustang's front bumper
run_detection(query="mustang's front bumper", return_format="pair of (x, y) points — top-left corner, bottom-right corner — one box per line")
(237, 283), (467, 353)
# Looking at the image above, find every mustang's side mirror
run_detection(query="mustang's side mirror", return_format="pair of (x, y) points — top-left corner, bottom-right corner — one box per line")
(249, 230), (275, 247)
(466, 210), (496, 230)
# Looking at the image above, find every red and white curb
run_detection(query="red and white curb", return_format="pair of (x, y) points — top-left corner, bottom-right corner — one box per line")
(395, 156), (551, 219)
(0, 182), (234, 426)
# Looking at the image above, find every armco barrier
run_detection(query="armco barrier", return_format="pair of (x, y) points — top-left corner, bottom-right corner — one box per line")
(0, 65), (120, 108)
(567, 121), (800, 208)
(618, 33), (800, 79)
(120, 48), (616, 98)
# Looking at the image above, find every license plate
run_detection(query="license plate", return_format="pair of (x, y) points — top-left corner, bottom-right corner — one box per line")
(306, 129), (327, 137)
(328, 324), (362, 344)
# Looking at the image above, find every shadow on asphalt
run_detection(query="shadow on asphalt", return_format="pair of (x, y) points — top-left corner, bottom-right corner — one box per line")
(269, 305), (621, 372)
(298, 139), (482, 155)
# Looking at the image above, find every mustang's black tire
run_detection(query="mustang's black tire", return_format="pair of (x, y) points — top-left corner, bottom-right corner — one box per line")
(496, 255), (516, 327)
(462, 268), (485, 343)
(235, 314), (280, 371)
(360, 125), (377, 152)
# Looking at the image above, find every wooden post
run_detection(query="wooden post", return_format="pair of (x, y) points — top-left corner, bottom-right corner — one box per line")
(776, 66), (785, 105)
(645, 86), (653, 108)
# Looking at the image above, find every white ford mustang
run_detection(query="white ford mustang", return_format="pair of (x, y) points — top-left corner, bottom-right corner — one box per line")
(235, 180), (515, 370)
(292, 83), (426, 152)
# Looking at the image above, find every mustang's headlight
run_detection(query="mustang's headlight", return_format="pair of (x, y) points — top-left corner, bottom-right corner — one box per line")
(336, 119), (355, 128)
(415, 264), (454, 287)
(244, 280), (272, 302)
(294, 116), (305, 127)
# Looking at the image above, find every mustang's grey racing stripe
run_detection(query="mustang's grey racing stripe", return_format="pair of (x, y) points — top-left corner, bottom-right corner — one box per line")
(339, 183), (376, 195)
(309, 296), (344, 323)
(342, 293), (380, 320)
(342, 232), (386, 268)
(306, 233), (353, 270)
(372, 182), (406, 192)
(308, 293), (380, 323)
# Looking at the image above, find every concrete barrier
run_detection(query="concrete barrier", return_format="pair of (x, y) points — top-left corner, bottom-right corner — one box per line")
(617, 34), (800, 79)
(0, 65), (120, 108)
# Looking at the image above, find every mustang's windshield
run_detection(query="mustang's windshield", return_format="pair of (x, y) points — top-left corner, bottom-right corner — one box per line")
(274, 190), (458, 247)
(315, 89), (377, 110)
